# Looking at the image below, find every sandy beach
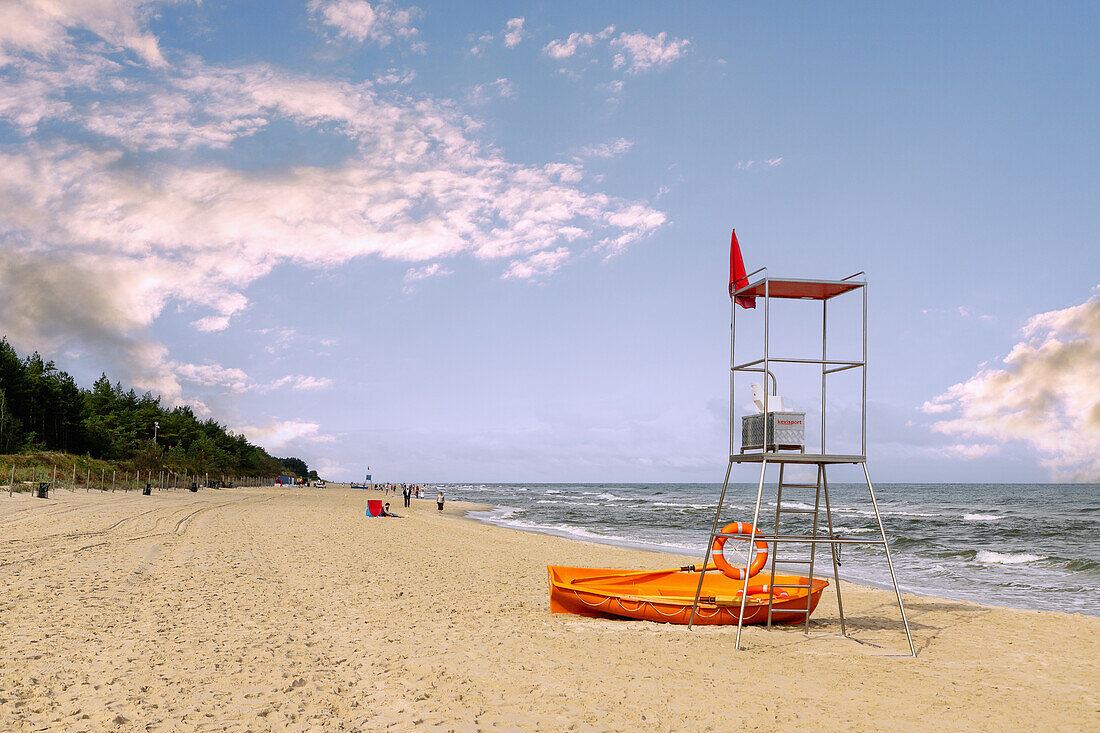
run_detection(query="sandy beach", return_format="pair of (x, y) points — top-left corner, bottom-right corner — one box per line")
(1, 485), (1096, 731)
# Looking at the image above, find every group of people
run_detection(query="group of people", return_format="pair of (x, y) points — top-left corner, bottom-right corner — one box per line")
(378, 483), (446, 512)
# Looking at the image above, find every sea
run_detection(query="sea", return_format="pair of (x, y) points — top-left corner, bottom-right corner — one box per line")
(431, 482), (1099, 617)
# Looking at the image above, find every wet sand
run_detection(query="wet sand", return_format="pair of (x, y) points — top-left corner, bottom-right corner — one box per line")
(1, 485), (1096, 731)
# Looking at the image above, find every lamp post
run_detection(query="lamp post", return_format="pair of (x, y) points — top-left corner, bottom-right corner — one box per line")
(153, 421), (159, 444)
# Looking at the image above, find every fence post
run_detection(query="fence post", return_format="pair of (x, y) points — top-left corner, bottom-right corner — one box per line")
(53, 465), (57, 491)
(7, 463), (12, 497)
(112, 470), (116, 491)
(86, 468), (90, 492)
(72, 462), (76, 491)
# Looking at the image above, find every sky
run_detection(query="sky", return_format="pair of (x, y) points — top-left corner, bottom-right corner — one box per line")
(0, 1), (1097, 483)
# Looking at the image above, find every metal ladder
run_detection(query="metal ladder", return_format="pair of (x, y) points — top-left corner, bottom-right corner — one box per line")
(765, 462), (849, 633)
(765, 462), (827, 629)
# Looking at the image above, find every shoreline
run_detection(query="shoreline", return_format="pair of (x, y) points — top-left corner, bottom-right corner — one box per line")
(442, 482), (1100, 619)
(454, 498), (1099, 620)
(2, 485), (1097, 730)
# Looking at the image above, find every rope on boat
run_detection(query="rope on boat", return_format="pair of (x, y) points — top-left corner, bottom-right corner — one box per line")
(571, 589), (612, 609)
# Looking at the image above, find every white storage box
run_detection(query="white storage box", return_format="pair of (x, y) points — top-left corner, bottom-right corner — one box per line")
(741, 412), (806, 452)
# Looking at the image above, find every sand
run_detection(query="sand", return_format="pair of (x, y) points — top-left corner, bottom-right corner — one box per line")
(1, 485), (1097, 732)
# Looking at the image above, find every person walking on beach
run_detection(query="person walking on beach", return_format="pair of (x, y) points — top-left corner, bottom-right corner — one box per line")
(436, 490), (445, 512)
(402, 485), (411, 508)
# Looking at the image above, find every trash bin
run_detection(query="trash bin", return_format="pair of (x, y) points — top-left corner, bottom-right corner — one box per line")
(190, 482), (198, 492)
(142, 483), (152, 496)
(36, 482), (50, 499)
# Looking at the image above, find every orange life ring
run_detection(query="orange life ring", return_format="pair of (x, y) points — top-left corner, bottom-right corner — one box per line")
(712, 522), (768, 580)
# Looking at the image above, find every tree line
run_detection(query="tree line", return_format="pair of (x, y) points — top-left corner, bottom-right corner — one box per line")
(0, 338), (316, 480)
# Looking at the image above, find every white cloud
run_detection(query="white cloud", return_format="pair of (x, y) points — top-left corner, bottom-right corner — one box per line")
(581, 137), (634, 159)
(308, 0), (421, 47)
(232, 419), (332, 453)
(467, 77), (515, 104)
(172, 361), (251, 394)
(599, 79), (624, 99)
(0, 0), (167, 66)
(168, 361), (331, 395)
(738, 158), (784, 171)
(503, 17), (526, 48)
(543, 26), (615, 60)
(609, 31), (689, 73)
(375, 67), (416, 85)
(316, 457), (350, 478)
(0, 12), (665, 398)
(191, 315), (232, 333)
(543, 163), (584, 183)
(265, 375), (334, 391)
(502, 247), (570, 280)
(923, 288), (1100, 481)
(469, 32), (493, 56)
(402, 262), (453, 293)
(942, 443), (1002, 459)
(600, 204), (667, 256)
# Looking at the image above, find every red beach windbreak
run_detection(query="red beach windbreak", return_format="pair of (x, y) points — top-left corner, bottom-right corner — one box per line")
(729, 229), (756, 308)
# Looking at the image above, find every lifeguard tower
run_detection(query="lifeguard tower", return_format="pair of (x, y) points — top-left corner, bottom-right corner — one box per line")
(688, 268), (916, 656)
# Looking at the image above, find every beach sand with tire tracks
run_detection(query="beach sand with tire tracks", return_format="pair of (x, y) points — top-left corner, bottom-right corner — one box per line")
(0, 484), (1096, 731)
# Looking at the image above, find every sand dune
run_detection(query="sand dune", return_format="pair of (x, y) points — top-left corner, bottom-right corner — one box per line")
(1, 485), (1096, 731)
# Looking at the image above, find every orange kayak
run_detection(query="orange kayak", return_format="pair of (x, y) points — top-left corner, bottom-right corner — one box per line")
(548, 565), (828, 625)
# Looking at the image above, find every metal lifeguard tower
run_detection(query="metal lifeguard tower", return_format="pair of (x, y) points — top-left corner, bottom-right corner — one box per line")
(688, 268), (916, 656)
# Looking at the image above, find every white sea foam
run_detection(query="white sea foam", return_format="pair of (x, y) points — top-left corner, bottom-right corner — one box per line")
(651, 501), (711, 509)
(764, 500), (817, 511)
(976, 550), (1043, 565)
(486, 516), (698, 554)
(964, 513), (1001, 521)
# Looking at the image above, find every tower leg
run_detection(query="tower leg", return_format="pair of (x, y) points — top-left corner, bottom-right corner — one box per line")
(863, 463), (916, 657)
(766, 464), (784, 628)
(804, 464), (823, 634)
(734, 459), (769, 651)
(821, 465), (846, 637)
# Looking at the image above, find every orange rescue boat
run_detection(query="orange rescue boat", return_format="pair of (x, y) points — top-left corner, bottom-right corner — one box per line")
(548, 565), (829, 625)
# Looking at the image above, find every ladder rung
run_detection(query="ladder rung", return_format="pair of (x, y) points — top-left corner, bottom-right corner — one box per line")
(768, 608), (810, 615)
(778, 508), (816, 514)
(779, 484), (818, 489)
(772, 583), (812, 589)
(770, 559), (813, 564)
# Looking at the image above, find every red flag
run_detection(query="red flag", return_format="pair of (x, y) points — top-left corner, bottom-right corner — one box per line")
(729, 229), (756, 308)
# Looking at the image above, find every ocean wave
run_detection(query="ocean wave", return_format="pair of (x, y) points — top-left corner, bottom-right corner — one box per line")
(886, 510), (941, 517)
(776, 501), (816, 511)
(488, 516), (698, 554)
(976, 550), (1043, 565)
(651, 501), (711, 509)
(963, 513), (1001, 522)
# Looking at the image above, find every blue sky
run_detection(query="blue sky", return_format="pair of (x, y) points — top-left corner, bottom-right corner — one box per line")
(1, 1), (1097, 482)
